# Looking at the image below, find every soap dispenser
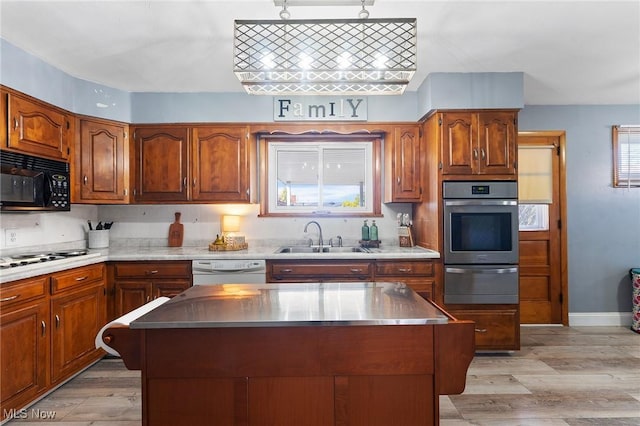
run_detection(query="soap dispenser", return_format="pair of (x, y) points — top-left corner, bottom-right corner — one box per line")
(370, 220), (378, 241)
(361, 220), (370, 241)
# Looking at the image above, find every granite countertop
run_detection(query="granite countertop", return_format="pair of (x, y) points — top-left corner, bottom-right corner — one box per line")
(0, 242), (440, 284)
(130, 282), (449, 329)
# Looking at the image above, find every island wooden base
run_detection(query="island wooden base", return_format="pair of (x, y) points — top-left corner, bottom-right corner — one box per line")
(106, 319), (474, 426)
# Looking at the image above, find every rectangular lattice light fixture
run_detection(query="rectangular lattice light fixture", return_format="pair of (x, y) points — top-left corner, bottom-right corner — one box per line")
(233, 18), (417, 95)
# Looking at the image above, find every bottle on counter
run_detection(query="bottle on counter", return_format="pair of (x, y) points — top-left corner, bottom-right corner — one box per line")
(361, 220), (370, 241)
(370, 220), (378, 241)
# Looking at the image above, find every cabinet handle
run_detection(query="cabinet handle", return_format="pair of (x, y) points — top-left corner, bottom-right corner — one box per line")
(83, 175), (88, 185)
(397, 268), (412, 273)
(246, 188), (250, 196)
(13, 117), (18, 129)
(146, 296), (150, 302)
(146, 270), (159, 275)
(75, 275), (88, 281)
(480, 148), (486, 159)
(279, 269), (293, 273)
(193, 178), (197, 187)
(397, 176), (401, 184)
(55, 315), (60, 329)
(183, 177), (187, 189)
(473, 148), (478, 159)
(349, 268), (363, 273)
(41, 321), (46, 337)
(0, 294), (19, 302)
(475, 328), (487, 333)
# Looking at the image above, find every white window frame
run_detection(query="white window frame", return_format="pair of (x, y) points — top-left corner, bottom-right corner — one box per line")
(613, 125), (640, 188)
(259, 133), (382, 217)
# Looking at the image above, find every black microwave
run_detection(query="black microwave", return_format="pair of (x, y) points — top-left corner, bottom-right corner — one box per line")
(1, 151), (70, 212)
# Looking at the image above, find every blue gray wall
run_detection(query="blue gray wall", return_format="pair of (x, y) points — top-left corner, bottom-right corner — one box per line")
(2, 38), (639, 318)
(519, 106), (640, 314)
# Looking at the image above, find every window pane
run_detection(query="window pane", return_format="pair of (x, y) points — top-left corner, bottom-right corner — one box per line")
(519, 204), (549, 231)
(267, 140), (374, 214)
(518, 146), (553, 203)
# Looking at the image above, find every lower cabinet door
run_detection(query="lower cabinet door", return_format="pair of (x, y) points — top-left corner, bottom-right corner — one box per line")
(51, 284), (106, 383)
(0, 301), (48, 419)
(114, 281), (152, 317)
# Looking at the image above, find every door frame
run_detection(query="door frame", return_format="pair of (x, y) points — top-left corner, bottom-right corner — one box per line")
(518, 131), (569, 325)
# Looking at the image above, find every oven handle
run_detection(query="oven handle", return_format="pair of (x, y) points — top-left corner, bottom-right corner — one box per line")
(445, 267), (518, 274)
(444, 200), (517, 206)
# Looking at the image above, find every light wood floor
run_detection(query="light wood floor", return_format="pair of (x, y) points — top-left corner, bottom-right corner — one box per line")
(6, 326), (640, 425)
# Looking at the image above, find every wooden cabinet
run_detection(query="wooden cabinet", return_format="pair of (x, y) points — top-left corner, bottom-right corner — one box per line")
(3, 89), (71, 160)
(192, 126), (251, 202)
(132, 126), (189, 202)
(111, 261), (191, 316)
(374, 259), (437, 301)
(444, 308), (519, 350)
(0, 277), (49, 419)
(267, 260), (373, 282)
(438, 110), (517, 177)
(131, 124), (252, 203)
(384, 125), (421, 202)
(0, 264), (108, 421)
(50, 264), (106, 384)
(74, 117), (129, 203)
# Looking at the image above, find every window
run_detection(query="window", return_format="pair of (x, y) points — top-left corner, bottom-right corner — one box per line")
(613, 125), (640, 188)
(518, 144), (554, 231)
(260, 133), (381, 216)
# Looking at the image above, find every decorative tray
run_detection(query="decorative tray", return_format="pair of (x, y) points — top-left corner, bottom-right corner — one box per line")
(208, 242), (249, 251)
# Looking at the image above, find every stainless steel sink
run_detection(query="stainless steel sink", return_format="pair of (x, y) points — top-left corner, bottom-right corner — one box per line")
(274, 246), (369, 254)
(323, 246), (369, 253)
(275, 246), (322, 254)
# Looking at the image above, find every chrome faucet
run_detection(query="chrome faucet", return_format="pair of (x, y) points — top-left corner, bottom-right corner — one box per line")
(303, 221), (323, 248)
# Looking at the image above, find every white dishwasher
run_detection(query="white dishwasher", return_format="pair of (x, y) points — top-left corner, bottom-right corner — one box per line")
(192, 259), (266, 285)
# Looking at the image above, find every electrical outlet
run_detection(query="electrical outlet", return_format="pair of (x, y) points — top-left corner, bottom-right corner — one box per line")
(5, 229), (18, 247)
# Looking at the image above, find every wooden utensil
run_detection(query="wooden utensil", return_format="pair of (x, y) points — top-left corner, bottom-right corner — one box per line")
(168, 212), (184, 247)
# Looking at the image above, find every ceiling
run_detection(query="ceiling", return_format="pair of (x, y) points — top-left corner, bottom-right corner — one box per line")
(1, 0), (639, 105)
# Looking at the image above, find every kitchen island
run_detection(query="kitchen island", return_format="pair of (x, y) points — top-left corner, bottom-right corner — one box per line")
(101, 282), (474, 426)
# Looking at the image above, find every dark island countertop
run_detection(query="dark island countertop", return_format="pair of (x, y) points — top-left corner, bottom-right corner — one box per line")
(130, 282), (449, 329)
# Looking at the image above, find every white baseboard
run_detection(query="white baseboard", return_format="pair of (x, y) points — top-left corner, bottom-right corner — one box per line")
(568, 312), (633, 326)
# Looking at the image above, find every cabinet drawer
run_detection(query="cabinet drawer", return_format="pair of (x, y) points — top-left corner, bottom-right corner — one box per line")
(51, 263), (105, 294)
(375, 261), (433, 276)
(269, 261), (372, 280)
(449, 309), (519, 350)
(0, 276), (48, 308)
(113, 261), (191, 279)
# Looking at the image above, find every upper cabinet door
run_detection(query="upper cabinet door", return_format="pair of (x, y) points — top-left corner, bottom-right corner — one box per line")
(384, 125), (421, 202)
(191, 126), (250, 202)
(477, 111), (517, 175)
(133, 127), (189, 202)
(6, 92), (70, 160)
(439, 110), (517, 177)
(77, 118), (129, 203)
(440, 112), (475, 175)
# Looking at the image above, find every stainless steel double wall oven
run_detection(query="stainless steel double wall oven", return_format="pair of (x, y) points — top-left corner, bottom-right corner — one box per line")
(443, 181), (519, 304)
